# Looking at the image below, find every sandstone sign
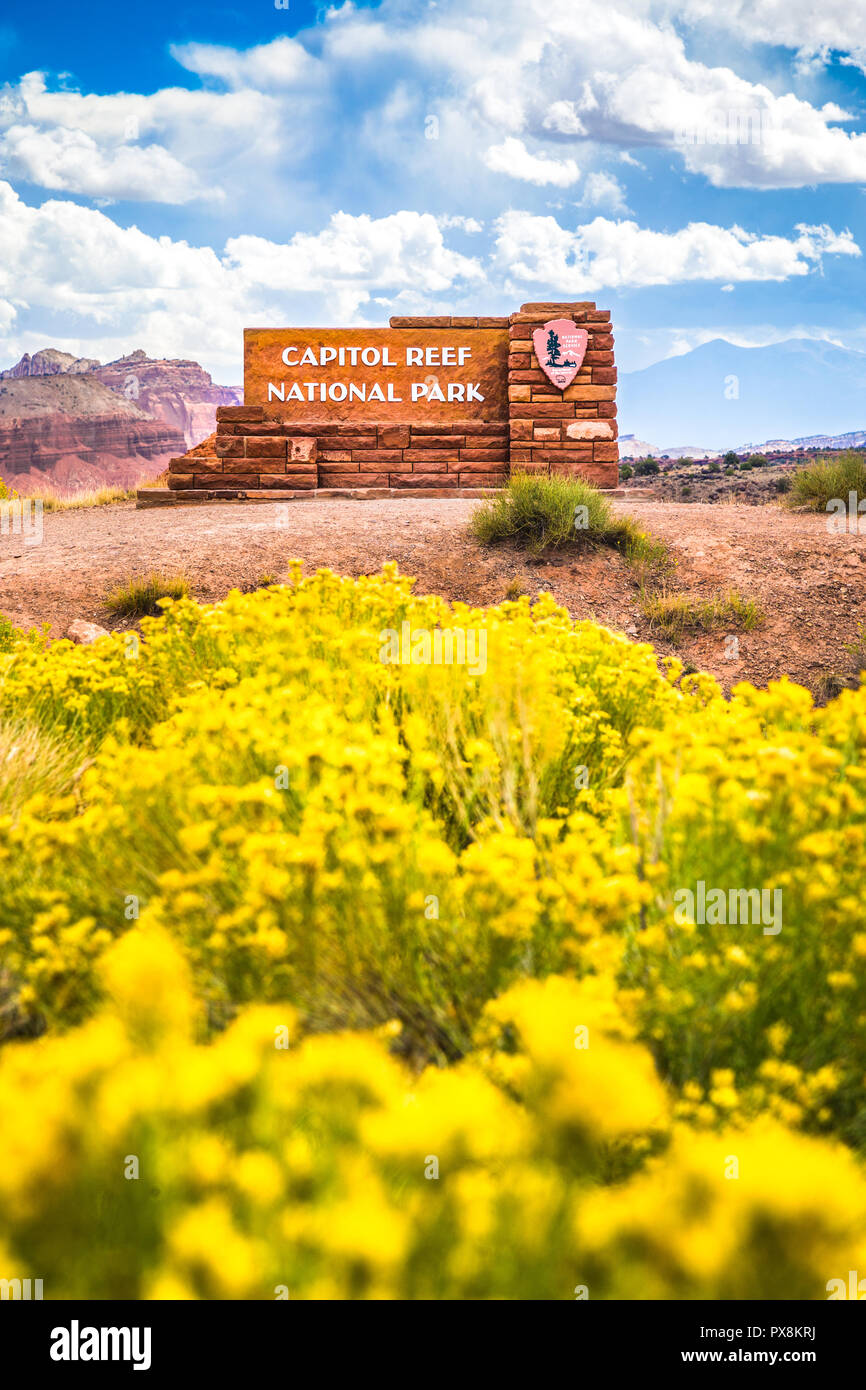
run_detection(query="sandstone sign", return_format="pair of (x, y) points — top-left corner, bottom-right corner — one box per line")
(245, 328), (508, 424)
(151, 301), (618, 505)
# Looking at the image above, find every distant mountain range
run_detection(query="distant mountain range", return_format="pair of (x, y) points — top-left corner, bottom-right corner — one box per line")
(0, 348), (241, 495)
(620, 428), (866, 460)
(619, 338), (866, 452)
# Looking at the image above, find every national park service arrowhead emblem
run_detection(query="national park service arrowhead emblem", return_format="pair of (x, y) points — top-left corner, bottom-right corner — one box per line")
(532, 318), (588, 390)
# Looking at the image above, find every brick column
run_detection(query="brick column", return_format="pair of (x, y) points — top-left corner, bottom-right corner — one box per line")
(507, 301), (618, 488)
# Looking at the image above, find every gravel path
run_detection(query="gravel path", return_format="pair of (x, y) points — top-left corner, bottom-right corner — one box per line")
(1, 496), (863, 694)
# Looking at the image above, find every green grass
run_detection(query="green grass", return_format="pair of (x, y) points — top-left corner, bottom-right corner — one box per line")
(470, 469), (672, 580)
(105, 571), (190, 619)
(639, 588), (765, 643)
(785, 451), (866, 512)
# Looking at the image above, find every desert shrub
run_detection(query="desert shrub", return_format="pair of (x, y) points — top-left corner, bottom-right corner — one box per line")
(786, 451), (866, 512)
(639, 588), (764, 642)
(723, 451), (740, 469)
(619, 463), (633, 481)
(0, 567), (675, 1050)
(1, 570), (866, 1296)
(633, 458), (660, 476)
(1, 930), (865, 1299)
(105, 571), (189, 618)
(470, 471), (669, 575)
(470, 470), (618, 555)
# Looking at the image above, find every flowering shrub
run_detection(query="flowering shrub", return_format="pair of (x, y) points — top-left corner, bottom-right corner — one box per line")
(0, 566), (864, 1297)
(2, 929), (864, 1301)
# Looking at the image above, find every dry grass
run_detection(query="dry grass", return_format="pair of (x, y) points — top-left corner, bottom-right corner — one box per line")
(28, 485), (138, 512)
(640, 588), (765, 643)
(104, 570), (190, 618)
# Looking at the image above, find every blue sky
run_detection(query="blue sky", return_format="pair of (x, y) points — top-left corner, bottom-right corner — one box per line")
(1, 0), (865, 382)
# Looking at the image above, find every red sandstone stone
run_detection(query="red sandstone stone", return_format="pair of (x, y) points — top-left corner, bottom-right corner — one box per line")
(459, 448), (509, 462)
(351, 449), (404, 463)
(459, 471), (507, 486)
(195, 474), (259, 488)
(378, 425), (410, 448)
(390, 472), (458, 488)
(245, 437), (287, 458)
(402, 450), (455, 463)
(518, 302), (596, 314)
(215, 437), (245, 457)
(260, 473), (317, 489)
(406, 435), (462, 449)
(216, 406), (263, 422)
(510, 404), (576, 418)
(593, 442), (620, 462)
(457, 459), (509, 474)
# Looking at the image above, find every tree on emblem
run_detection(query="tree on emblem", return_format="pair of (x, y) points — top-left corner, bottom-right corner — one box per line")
(545, 329), (562, 365)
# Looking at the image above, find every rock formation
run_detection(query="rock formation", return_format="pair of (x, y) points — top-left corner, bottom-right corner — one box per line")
(0, 348), (242, 495)
(0, 377), (186, 494)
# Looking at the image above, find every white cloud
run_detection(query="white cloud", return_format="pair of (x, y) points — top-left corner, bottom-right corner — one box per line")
(170, 36), (316, 89)
(484, 137), (580, 187)
(493, 211), (860, 292)
(579, 171), (630, 213)
(0, 183), (483, 375)
(3, 0), (866, 211)
(677, 1), (866, 77)
(438, 214), (485, 234)
(0, 70), (286, 204)
(542, 101), (587, 136)
(0, 123), (212, 204)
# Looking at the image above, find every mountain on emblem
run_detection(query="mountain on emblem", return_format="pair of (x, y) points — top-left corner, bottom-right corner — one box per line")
(532, 318), (588, 390)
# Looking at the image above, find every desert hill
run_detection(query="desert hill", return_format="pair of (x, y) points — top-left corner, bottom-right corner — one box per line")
(0, 348), (242, 495)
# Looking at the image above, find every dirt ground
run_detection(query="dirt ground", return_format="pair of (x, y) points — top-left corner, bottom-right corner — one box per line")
(1, 497), (864, 695)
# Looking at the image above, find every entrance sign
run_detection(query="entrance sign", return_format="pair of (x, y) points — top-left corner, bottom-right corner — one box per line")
(154, 302), (618, 506)
(245, 328), (508, 424)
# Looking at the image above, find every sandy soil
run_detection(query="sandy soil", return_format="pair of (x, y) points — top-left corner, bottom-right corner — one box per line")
(1, 497), (863, 695)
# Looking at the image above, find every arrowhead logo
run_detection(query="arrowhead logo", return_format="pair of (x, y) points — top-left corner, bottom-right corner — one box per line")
(532, 318), (588, 390)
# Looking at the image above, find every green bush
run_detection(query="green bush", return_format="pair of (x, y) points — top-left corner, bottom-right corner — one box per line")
(786, 451), (866, 512)
(105, 571), (190, 619)
(469, 470), (668, 573)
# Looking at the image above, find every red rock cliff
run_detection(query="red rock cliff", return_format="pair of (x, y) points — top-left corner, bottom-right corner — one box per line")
(0, 376), (186, 494)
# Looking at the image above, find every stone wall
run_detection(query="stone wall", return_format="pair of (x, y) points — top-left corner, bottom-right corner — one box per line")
(153, 301), (617, 503)
(508, 303), (618, 486)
